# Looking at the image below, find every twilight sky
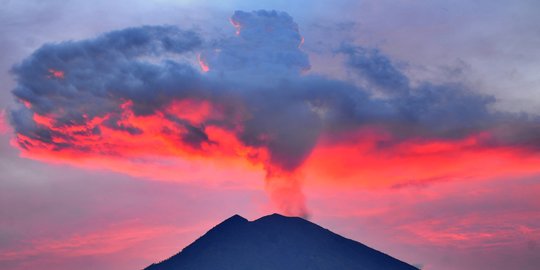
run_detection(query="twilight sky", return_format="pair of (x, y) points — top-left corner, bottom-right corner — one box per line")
(1, 1), (540, 269)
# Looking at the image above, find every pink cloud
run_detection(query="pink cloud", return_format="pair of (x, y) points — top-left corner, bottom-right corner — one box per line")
(0, 219), (212, 270)
(0, 109), (9, 134)
(306, 175), (540, 270)
(0, 222), (191, 261)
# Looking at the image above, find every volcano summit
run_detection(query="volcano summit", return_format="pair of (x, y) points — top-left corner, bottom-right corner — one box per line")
(144, 214), (418, 270)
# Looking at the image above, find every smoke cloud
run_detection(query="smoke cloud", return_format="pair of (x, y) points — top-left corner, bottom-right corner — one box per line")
(9, 10), (540, 217)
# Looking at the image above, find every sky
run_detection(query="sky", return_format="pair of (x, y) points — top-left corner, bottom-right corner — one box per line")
(1, 0), (540, 269)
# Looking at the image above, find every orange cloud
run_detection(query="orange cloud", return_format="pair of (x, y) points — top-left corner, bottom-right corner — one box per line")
(16, 101), (266, 188)
(303, 131), (540, 189)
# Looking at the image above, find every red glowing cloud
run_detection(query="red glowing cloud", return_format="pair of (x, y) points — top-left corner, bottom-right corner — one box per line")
(303, 132), (540, 189)
(197, 54), (210, 72)
(17, 99), (267, 188)
(229, 17), (242, 36)
(47, 69), (65, 79)
(0, 110), (9, 134)
(8, 10), (540, 218)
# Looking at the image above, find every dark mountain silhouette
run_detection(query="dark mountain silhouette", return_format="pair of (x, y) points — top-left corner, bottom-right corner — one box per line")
(144, 213), (419, 270)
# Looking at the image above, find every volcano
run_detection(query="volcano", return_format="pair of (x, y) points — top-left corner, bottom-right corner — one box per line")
(144, 214), (419, 270)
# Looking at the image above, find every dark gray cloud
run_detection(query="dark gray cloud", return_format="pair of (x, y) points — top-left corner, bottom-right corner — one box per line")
(203, 10), (310, 77)
(10, 25), (208, 151)
(8, 10), (540, 174)
(336, 44), (540, 153)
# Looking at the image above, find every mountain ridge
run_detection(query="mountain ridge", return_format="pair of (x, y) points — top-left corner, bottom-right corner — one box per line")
(144, 213), (419, 270)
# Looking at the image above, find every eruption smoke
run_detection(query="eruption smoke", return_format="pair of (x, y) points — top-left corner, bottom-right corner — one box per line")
(8, 10), (540, 217)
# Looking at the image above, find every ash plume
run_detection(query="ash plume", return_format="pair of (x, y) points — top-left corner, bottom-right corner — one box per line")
(9, 10), (540, 217)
